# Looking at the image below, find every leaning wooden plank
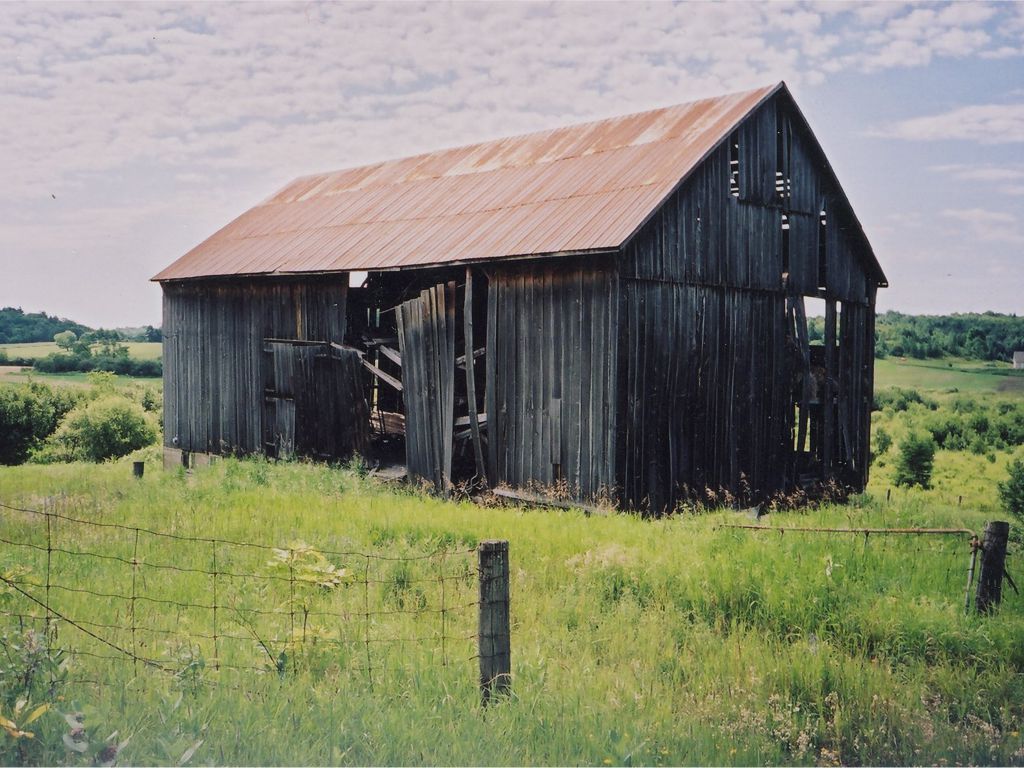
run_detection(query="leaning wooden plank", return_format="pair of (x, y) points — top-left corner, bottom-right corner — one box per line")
(454, 413), (488, 428)
(378, 345), (402, 367)
(463, 268), (487, 482)
(823, 300), (837, 476)
(443, 281), (457, 491)
(455, 347), (486, 367)
(490, 487), (602, 515)
(794, 296), (811, 457)
(360, 357), (403, 392)
(263, 337), (327, 346)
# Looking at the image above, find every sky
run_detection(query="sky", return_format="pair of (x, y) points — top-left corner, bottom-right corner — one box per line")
(0, 1), (1022, 329)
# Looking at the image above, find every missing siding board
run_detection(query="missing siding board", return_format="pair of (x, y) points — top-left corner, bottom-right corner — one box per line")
(781, 212), (791, 278)
(775, 106), (791, 201)
(729, 131), (740, 197)
(818, 207), (828, 289)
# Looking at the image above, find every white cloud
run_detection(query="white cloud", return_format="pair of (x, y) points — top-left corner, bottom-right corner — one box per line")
(872, 103), (1024, 143)
(0, 1), (1021, 324)
(930, 163), (1024, 182)
(942, 208), (1024, 244)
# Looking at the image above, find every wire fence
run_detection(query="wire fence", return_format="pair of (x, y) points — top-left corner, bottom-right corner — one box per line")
(0, 497), (481, 690)
(719, 523), (981, 610)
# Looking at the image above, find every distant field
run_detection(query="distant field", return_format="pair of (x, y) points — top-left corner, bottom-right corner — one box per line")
(0, 366), (161, 388)
(874, 356), (1023, 396)
(0, 341), (162, 361)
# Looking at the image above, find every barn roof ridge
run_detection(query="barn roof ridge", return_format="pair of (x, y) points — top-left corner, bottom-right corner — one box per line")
(266, 83), (783, 201)
(153, 81), (882, 282)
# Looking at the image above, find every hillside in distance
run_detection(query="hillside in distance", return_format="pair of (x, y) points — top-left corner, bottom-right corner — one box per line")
(0, 306), (91, 344)
(806, 311), (1024, 362)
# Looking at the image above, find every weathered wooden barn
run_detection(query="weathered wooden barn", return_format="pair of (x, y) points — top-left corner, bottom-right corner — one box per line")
(154, 82), (886, 512)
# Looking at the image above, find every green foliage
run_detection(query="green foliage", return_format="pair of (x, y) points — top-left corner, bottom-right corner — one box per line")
(266, 542), (348, 591)
(874, 311), (1024, 361)
(873, 426), (892, 455)
(34, 395), (157, 463)
(33, 352), (161, 377)
(0, 383), (81, 465)
(807, 311), (1024, 362)
(52, 331), (76, 352)
(0, 308), (90, 345)
(893, 433), (937, 488)
(998, 457), (1024, 522)
(872, 387), (936, 412)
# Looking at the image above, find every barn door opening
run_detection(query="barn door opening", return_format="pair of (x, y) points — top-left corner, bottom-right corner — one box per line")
(262, 339), (369, 460)
(789, 295), (833, 489)
(788, 295), (856, 491)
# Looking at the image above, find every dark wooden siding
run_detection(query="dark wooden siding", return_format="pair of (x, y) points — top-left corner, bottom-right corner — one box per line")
(162, 278), (348, 456)
(618, 93), (877, 510)
(485, 262), (619, 499)
(618, 281), (793, 511)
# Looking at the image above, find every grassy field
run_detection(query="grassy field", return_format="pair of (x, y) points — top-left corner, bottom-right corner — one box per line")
(0, 452), (1021, 766)
(875, 356), (1024, 395)
(0, 367), (161, 388)
(0, 341), (162, 361)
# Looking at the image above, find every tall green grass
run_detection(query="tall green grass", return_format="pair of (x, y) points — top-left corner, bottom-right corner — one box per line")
(0, 455), (1021, 765)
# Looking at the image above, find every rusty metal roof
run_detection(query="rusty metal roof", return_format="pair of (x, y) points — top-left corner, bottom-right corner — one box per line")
(154, 84), (782, 281)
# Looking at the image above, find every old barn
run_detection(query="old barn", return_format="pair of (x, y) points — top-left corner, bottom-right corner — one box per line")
(153, 82), (887, 512)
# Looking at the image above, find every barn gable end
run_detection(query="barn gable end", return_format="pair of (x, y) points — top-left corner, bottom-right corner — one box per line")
(617, 90), (878, 510)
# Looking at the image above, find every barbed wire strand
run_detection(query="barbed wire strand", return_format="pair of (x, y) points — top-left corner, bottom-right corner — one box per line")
(0, 497), (480, 692)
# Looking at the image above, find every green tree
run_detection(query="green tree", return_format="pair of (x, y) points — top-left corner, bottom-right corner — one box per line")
(893, 433), (937, 489)
(998, 457), (1024, 523)
(53, 330), (77, 351)
(0, 382), (81, 464)
(874, 426), (892, 455)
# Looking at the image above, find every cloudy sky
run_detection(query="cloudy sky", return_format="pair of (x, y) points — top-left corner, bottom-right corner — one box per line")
(1, 1), (1022, 328)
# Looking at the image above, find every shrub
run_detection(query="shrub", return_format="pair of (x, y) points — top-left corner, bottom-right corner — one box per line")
(998, 457), (1024, 523)
(872, 387), (935, 413)
(35, 395), (157, 463)
(33, 353), (161, 377)
(0, 382), (81, 465)
(893, 433), (937, 489)
(32, 353), (90, 374)
(873, 426), (892, 455)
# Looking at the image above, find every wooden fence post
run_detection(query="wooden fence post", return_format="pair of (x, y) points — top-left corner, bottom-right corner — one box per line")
(478, 540), (510, 704)
(975, 521), (1010, 614)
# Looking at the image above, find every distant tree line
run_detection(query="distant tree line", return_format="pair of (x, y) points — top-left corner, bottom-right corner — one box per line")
(807, 311), (1024, 362)
(0, 306), (89, 344)
(0, 307), (161, 345)
(0, 309), (162, 377)
(32, 329), (162, 377)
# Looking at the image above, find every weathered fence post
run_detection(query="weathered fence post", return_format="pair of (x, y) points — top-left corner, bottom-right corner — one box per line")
(132, 461), (145, 479)
(975, 521), (1010, 614)
(478, 540), (510, 704)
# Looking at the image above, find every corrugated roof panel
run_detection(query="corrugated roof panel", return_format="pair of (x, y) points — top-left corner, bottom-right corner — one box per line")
(153, 84), (782, 281)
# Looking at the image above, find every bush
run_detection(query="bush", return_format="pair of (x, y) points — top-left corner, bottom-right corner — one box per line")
(32, 353), (90, 373)
(893, 433), (937, 489)
(872, 387), (936, 413)
(873, 427), (892, 455)
(0, 382), (81, 465)
(998, 457), (1024, 523)
(33, 353), (161, 377)
(34, 395), (157, 463)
